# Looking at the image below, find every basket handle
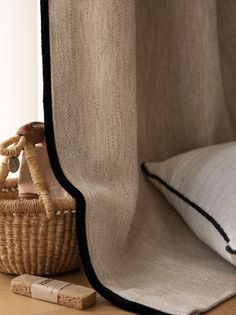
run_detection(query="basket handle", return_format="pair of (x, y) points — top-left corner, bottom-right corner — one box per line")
(0, 135), (25, 187)
(0, 123), (56, 220)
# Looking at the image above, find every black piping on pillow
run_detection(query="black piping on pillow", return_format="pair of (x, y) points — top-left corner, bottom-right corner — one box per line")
(141, 162), (236, 255)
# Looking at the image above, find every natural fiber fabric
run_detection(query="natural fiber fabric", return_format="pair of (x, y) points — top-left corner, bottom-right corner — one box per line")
(42, 1), (236, 314)
(144, 141), (236, 266)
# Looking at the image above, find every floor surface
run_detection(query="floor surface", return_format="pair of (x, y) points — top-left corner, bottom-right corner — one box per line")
(0, 268), (235, 315)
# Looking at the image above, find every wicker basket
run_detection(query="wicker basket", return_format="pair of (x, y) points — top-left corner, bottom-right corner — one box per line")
(0, 124), (80, 275)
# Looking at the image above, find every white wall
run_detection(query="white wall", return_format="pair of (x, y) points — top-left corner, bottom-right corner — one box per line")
(37, 0), (44, 122)
(0, 0), (38, 140)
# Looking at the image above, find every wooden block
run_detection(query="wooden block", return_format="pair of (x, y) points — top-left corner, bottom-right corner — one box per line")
(11, 274), (96, 310)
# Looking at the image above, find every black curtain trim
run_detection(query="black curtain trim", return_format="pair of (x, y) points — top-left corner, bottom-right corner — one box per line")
(40, 1), (172, 314)
(141, 163), (236, 255)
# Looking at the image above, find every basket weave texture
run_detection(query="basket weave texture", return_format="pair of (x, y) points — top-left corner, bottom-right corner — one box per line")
(0, 127), (80, 275)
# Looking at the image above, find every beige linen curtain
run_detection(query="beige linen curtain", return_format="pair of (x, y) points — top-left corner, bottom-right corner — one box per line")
(41, 1), (236, 314)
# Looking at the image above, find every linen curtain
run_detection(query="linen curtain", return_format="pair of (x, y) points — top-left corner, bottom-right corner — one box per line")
(41, 1), (236, 314)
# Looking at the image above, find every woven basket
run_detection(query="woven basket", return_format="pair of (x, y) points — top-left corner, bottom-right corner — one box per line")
(0, 124), (80, 275)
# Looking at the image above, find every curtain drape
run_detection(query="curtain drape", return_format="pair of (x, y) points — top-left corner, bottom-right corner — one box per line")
(41, 1), (236, 314)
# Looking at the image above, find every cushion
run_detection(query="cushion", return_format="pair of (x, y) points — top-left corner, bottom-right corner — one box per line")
(142, 141), (236, 266)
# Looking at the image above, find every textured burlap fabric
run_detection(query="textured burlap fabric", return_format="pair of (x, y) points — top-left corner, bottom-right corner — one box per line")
(41, 1), (236, 314)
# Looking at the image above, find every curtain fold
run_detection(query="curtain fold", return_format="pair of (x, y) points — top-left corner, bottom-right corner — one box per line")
(41, 1), (236, 314)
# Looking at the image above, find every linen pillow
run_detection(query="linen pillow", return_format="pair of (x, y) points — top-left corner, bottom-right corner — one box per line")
(142, 141), (236, 266)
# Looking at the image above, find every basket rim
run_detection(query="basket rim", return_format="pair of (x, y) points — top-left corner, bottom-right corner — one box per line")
(0, 197), (76, 215)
